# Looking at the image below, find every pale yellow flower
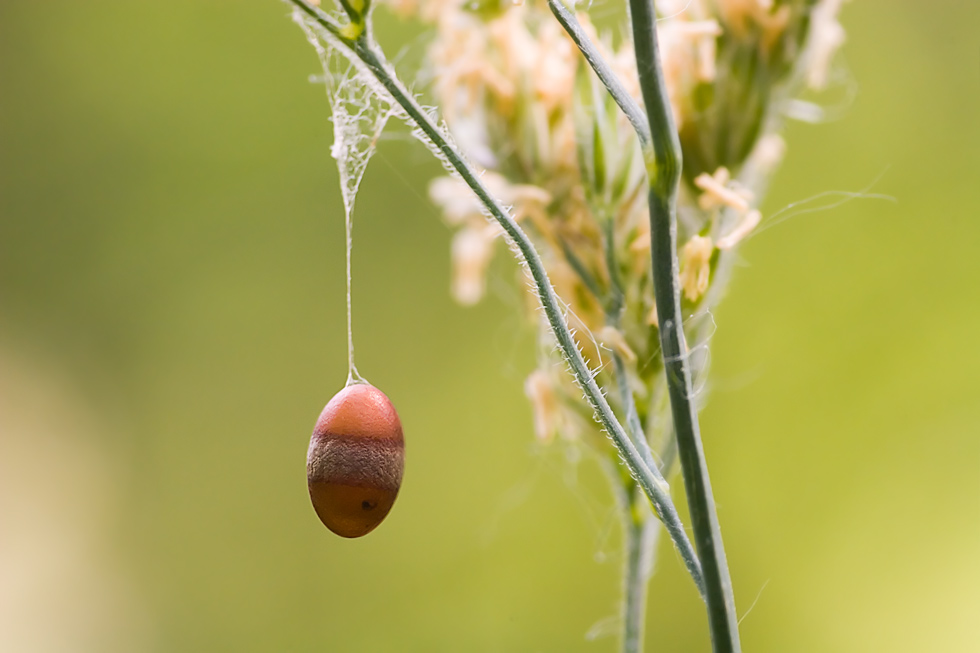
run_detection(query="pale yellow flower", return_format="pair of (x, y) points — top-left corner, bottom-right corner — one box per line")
(694, 167), (753, 213)
(525, 369), (558, 442)
(597, 326), (637, 362)
(751, 133), (786, 172)
(808, 0), (847, 90)
(718, 0), (790, 48)
(716, 209), (761, 250)
(450, 225), (497, 305)
(679, 235), (714, 301)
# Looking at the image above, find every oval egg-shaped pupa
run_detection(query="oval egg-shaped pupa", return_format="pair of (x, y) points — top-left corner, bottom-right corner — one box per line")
(307, 383), (404, 538)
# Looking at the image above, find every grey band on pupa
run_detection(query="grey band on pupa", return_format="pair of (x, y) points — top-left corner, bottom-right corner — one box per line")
(307, 433), (404, 491)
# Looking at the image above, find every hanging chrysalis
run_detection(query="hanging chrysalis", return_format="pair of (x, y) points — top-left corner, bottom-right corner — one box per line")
(295, 10), (403, 538)
(307, 383), (404, 538)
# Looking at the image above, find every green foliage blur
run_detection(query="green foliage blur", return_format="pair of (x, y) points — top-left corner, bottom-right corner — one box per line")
(0, 1), (977, 651)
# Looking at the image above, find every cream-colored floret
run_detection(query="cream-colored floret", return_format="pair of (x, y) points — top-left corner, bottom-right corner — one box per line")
(807, 0), (848, 90)
(450, 226), (497, 305)
(716, 209), (761, 250)
(679, 235), (714, 301)
(694, 167), (752, 213)
(525, 369), (559, 442)
(598, 326), (637, 363)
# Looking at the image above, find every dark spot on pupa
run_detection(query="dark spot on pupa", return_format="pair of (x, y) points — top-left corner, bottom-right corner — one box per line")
(362, 500), (376, 511)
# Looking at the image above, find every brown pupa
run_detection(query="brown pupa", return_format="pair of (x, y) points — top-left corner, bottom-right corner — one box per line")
(307, 383), (404, 538)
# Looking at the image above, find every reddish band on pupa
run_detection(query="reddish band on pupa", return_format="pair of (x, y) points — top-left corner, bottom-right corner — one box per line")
(307, 383), (404, 538)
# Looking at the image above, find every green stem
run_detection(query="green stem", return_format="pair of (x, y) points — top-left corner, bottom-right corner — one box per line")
(658, 422), (678, 478)
(613, 352), (658, 474)
(547, 0), (651, 151)
(627, 0), (741, 651)
(558, 237), (604, 301)
(601, 216), (626, 320)
(623, 492), (658, 653)
(284, 0), (706, 599)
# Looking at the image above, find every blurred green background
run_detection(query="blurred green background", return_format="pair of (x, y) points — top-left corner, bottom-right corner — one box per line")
(1, 1), (977, 651)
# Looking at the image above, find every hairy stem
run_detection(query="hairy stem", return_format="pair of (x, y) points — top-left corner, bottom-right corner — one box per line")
(284, 0), (708, 599)
(627, 0), (741, 651)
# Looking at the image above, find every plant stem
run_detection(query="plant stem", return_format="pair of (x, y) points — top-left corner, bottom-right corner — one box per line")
(550, 27), (675, 642)
(627, 0), (741, 651)
(613, 352), (658, 474)
(284, 0), (708, 599)
(623, 492), (658, 653)
(547, 0), (651, 152)
(354, 41), (709, 595)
